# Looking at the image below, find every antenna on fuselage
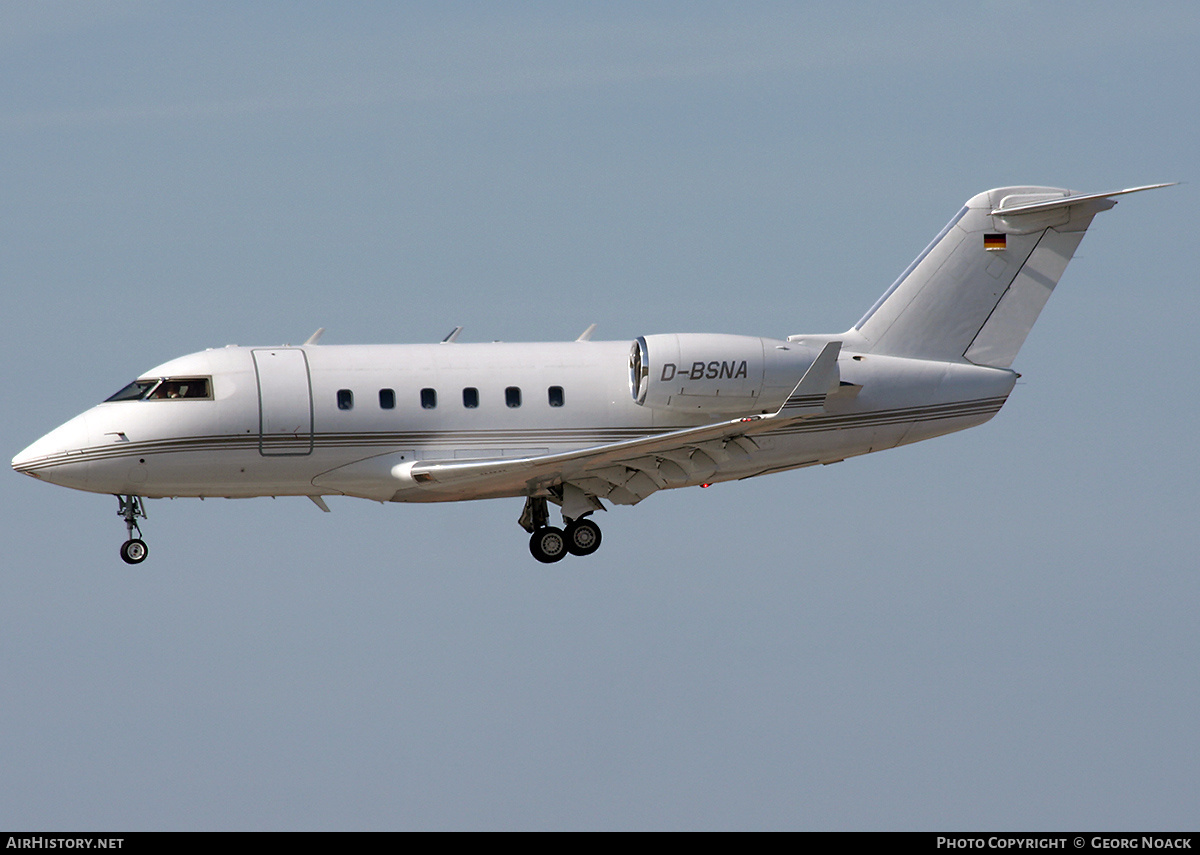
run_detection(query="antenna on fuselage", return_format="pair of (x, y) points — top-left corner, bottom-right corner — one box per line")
(441, 326), (463, 343)
(304, 328), (325, 345)
(576, 324), (597, 341)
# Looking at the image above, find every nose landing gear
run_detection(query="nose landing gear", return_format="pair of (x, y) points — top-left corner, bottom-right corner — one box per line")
(117, 494), (148, 565)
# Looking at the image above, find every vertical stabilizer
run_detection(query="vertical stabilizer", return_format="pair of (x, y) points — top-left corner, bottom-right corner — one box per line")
(854, 184), (1169, 367)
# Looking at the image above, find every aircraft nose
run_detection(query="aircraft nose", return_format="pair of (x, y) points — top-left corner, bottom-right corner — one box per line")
(11, 444), (38, 473)
(12, 413), (93, 488)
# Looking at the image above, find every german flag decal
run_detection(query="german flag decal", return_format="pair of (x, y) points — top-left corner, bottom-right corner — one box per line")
(984, 233), (1006, 251)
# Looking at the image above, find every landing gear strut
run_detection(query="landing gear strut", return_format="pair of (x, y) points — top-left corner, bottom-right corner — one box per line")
(520, 496), (603, 563)
(117, 494), (148, 565)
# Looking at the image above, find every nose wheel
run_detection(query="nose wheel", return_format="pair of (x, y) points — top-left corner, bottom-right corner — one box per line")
(120, 538), (148, 564)
(117, 495), (149, 565)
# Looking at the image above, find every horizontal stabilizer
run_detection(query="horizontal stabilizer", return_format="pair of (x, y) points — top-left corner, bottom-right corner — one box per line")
(990, 183), (1175, 217)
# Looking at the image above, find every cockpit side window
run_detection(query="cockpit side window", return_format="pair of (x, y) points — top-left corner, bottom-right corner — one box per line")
(104, 377), (212, 402)
(148, 378), (211, 399)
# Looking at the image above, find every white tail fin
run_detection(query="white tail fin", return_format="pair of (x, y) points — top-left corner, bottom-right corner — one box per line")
(854, 184), (1171, 367)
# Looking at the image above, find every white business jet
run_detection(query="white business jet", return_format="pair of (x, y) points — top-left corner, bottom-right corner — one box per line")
(13, 184), (1170, 564)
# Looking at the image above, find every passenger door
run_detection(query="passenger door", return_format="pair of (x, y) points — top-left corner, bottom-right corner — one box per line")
(252, 348), (314, 456)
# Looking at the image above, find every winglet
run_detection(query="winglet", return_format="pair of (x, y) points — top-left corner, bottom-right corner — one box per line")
(777, 341), (841, 416)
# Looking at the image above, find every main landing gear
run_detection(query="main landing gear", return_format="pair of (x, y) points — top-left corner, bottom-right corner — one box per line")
(520, 497), (603, 564)
(117, 494), (148, 565)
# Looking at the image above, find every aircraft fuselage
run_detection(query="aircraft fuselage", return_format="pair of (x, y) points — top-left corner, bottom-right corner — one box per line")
(13, 338), (1015, 503)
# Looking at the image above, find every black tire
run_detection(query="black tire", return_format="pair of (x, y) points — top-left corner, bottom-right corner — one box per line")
(120, 538), (148, 565)
(529, 527), (568, 564)
(564, 519), (602, 556)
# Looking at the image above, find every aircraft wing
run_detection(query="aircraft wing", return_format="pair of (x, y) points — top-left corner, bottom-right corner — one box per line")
(385, 341), (842, 510)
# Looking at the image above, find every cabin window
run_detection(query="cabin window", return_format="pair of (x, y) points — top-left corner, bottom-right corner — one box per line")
(505, 387), (522, 408)
(463, 387), (479, 409)
(421, 388), (437, 409)
(548, 386), (564, 407)
(337, 389), (354, 410)
(379, 388), (395, 409)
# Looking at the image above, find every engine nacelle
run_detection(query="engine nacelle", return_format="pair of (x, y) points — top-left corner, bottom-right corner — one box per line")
(629, 333), (812, 415)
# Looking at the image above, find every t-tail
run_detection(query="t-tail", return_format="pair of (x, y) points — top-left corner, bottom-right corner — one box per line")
(852, 184), (1173, 367)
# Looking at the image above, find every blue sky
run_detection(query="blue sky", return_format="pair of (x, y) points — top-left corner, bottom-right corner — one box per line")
(2, 2), (1197, 830)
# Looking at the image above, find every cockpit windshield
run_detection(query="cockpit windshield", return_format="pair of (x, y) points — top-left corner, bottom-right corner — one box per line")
(105, 380), (160, 402)
(104, 377), (211, 402)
